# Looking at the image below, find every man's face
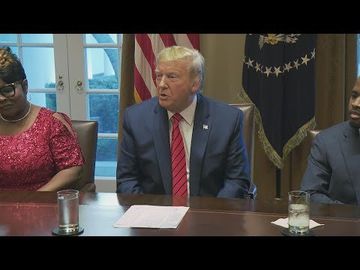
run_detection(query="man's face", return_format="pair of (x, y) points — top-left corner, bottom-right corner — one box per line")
(155, 59), (199, 113)
(348, 78), (360, 128)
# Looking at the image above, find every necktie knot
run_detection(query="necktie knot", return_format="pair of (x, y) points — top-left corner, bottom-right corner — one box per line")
(171, 113), (182, 125)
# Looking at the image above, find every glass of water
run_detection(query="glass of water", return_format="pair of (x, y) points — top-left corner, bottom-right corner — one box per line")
(288, 190), (310, 235)
(52, 189), (84, 236)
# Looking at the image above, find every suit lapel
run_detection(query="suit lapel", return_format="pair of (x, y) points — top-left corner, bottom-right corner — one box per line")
(153, 103), (172, 194)
(340, 123), (360, 204)
(189, 94), (210, 196)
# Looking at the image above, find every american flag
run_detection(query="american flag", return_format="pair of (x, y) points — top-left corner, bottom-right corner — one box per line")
(134, 34), (200, 103)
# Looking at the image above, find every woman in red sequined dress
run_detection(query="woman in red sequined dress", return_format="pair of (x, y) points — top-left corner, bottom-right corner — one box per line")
(0, 47), (85, 191)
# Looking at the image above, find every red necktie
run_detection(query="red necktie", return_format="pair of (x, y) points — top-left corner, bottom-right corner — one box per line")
(171, 113), (187, 197)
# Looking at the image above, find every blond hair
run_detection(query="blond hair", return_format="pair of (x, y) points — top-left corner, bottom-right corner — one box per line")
(157, 46), (204, 91)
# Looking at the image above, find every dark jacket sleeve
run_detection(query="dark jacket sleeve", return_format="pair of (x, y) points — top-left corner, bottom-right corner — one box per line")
(301, 134), (343, 204)
(217, 109), (251, 198)
(116, 108), (143, 194)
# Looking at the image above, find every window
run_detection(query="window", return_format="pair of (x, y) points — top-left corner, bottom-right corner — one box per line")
(0, 34), (122, 191)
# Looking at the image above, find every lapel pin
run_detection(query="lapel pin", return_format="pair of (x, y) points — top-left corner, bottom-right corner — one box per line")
(202, 124), (208, 130)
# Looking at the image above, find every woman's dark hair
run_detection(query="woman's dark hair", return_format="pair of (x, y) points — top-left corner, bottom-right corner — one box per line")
(0, 46), (26, 84)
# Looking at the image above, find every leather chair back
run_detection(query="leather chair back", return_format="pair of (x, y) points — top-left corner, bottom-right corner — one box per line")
(304, 129), (321, 159)
(71, 120), (98, 192)
(230, 103), (256, 198)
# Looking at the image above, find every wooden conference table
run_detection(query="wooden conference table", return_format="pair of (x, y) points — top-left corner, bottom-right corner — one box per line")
(0, 191), (359, 236)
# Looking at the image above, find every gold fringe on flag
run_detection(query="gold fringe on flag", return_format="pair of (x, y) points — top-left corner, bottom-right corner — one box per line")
(238, 88), (316, 169)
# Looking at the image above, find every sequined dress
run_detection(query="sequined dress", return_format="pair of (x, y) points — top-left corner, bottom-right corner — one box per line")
(0, 108), (85, 191)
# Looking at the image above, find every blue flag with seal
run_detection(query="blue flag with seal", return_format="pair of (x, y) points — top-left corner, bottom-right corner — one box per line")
(240, 34), (316, 169)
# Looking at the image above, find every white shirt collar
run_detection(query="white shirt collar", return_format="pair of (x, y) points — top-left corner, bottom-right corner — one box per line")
(168, 94), (197, 126)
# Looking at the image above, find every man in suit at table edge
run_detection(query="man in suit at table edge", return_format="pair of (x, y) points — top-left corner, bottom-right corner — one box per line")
(116, 45), (254, 199)
(301, 76), (360, 205)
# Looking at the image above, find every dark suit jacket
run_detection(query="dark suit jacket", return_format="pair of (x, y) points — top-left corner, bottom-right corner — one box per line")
(301, 121), (360, 205)
(116, 94), (251, 198)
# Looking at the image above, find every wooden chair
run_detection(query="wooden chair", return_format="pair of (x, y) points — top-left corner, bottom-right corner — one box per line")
(71, 120), (98, 192)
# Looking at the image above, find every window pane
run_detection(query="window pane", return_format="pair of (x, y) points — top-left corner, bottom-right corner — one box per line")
(9, 47), (18, 56)
(95, 138), (117, 178)
(28, 93), (56, 111)
(86, 48), (119, 90)
(85, 34), (117, 44)
(0, 34), (16, 43)
(88, 94), (119, 133)
(22, 47), (55, 88)
(21, 34), (53, 43)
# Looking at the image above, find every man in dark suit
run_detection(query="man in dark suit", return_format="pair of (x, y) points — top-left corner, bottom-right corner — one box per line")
(301, 76), (360, 205)
(116, 46), (251, 198)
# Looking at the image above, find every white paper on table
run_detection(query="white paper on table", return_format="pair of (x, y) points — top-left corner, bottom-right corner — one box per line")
(113, 205), (189, 229)
(271, 217), (324, 229)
